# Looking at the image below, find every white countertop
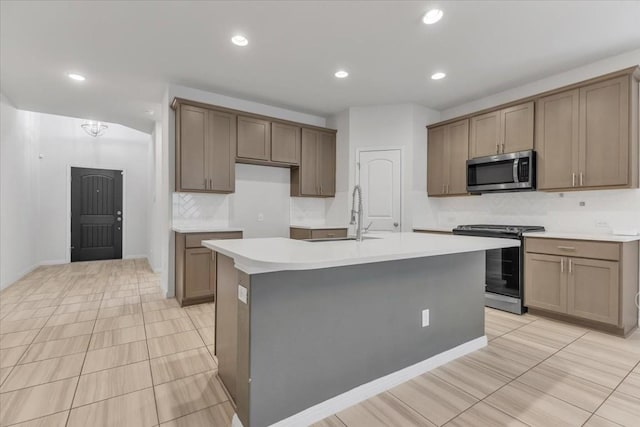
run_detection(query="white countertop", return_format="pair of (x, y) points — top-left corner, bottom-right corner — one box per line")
(413, 226), (453, 233)
(172, 223), (244, 233)
(290, 224), (349, 230)
(522, 231), (640, 243)
(203, 232), (519, 274)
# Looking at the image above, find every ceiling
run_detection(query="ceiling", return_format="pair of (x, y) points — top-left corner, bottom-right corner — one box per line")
(1, 1), (639, 133)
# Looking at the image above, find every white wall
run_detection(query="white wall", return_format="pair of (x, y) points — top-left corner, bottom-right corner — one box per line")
(415, 49), (640, 235)
(147, 121), (164, 272)
(326, 104), (441, 232)
(36, 113), (152, 263)
(0, 95), (40, 289)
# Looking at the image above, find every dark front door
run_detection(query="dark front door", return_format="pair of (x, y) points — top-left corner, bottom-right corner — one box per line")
(71, 167), (123, 262)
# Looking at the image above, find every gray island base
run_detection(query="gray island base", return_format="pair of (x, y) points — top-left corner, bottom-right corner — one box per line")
(215, 250), (488, 427)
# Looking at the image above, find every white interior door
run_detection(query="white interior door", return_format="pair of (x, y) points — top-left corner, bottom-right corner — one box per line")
(358, 149), (402, 232)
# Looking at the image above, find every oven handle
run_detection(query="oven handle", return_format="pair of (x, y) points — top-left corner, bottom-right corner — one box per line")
(513, 158), (520, 183)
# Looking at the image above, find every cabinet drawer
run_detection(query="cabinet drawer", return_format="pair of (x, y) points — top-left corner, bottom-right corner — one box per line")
(185, 231), (243, 248)
(525, 238), (619, 261)
(310, 229), (348, 239)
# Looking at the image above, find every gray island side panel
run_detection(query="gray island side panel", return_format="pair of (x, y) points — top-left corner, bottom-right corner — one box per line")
(248, 251), (486, 427)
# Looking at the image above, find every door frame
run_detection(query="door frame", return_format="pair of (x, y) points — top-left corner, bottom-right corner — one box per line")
(355, 147), (403, 231)
(66, 165), (127, 263)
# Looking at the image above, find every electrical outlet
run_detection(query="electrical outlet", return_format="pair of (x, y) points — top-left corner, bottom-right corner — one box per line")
(421, 309), (430, 327)
(257, 213), (264, 222)
(238, 285), (248, 304)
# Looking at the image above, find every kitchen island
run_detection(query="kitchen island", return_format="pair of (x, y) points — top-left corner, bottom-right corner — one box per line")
(203, 232), (519, 427)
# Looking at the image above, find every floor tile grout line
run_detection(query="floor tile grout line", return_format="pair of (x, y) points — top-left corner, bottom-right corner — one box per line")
(141, 300), (162, 426)
(581, 357), (640, 426)
(159, 398), (231, 425)
(63, 286), (106, 427)
(478, 326), (594, 423)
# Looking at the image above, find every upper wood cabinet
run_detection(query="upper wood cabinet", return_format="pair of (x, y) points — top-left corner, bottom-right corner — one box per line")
(470, 102), (534, 158)
(291, 128), (336, 197)
(176, 104), (236, 193)
(427, 119), (469, 196)
(536, 75), (634, 190)
(237, 116), (271, 162)
(271, 122), (300, 165)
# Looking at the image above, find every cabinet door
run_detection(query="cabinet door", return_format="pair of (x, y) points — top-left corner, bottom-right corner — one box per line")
(184, 248), (215, 300)
(446, 119), (469, 195)
(568, 258), (619, 325)
(536, 90), (580, 190)
(524, 253), (567, 313)
(208, 110), (236, 193)
(318, 132), (336, 196)
(427, 126), (446, 196)
(271, 122), (300, 164)
(579, 76), (629, 188)
(299, 128), (320, 195)
(237, 116), (271, 161)
(470, 110), (500, 158)
(501, 102), (534, 154)
(178, 105), (208, 191)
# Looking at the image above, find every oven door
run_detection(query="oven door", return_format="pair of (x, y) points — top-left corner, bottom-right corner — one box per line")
(485, 246), (521, 298)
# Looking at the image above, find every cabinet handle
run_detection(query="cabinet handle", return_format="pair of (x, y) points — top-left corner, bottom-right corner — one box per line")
(496, 143), (500, 154)
(501, 143), (505, 154)
(210, 179), (213, 190)
(446, 184), (449, 194)
(568, 258), (572, 274)
(560, 258), (564, 273)
(572, 173), (576, 187)
(579, 172), (583, 186)
(442, 184), (446, 194)
(557, 246), (576, 251)
(204, 178), (208, 190)
(327, 233), (335, 237)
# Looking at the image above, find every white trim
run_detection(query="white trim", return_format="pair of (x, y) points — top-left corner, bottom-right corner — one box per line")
(233, 335), (486, 427)
(124, 254), (149, 260)
(355, 147), (403, 232)
(39, 259), (68, 266)
(66, 165), (127, 262)
(0, 263), (39, 290)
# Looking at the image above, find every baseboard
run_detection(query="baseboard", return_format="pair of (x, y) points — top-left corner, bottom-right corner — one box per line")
(38, 259), (67, 266)
(124, 254), (149, 260)
(0, 262), (39, 290)
(236, 335), (487, 427)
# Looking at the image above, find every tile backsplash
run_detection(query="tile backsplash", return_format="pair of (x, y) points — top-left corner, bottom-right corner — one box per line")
(414, 188), (640, 234)
(172, 193), (229, 223)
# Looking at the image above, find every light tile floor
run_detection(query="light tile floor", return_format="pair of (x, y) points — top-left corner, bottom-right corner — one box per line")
(1, 259), (639, 427)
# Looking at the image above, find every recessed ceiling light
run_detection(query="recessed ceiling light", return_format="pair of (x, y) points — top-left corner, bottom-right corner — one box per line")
(423, 9), (443, 25)
(231, 35), (248, 46)
(431, 72), (446, 80)
(334, 70), (349, 79)
(67, 73), (86, 81)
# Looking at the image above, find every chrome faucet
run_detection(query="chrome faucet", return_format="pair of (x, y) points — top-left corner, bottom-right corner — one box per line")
(350, 185), (364, 241)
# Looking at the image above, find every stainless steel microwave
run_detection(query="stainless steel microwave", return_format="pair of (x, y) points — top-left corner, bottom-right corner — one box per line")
(467, 150), (536, 193)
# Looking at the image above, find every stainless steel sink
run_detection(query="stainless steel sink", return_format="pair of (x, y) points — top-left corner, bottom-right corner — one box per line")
(304, 236), (380, 242)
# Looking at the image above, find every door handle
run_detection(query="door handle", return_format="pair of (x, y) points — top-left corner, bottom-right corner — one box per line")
(393, 222), (399, 227)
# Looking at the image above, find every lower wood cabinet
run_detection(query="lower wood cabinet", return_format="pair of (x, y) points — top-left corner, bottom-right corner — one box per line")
(524, 237), (638, 335)
(290, 227), (348, 240)
(175, 231), (242, 307)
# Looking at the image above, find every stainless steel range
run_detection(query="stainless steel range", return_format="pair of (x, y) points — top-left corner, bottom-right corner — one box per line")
(452, 224), (545, 314)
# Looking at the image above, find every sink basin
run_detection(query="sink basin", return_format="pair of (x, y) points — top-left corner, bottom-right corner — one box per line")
(305, 236), (380, 242)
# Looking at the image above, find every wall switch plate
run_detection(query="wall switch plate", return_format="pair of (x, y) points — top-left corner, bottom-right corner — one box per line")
(421, 309), (430, 327)
(257, 213), (264, 222)
(238, 285), (248, 304)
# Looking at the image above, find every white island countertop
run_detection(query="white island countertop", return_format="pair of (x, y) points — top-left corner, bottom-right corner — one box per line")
(203, 232), (519, 274)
